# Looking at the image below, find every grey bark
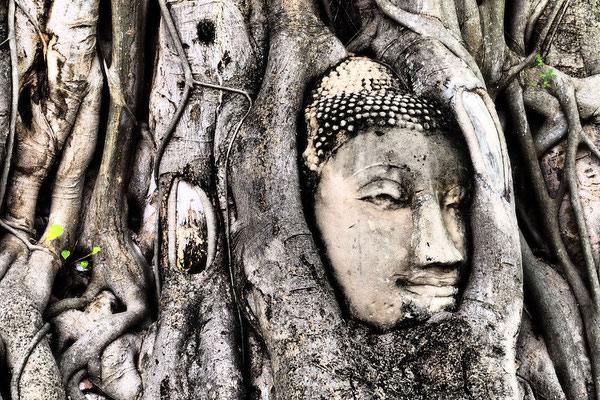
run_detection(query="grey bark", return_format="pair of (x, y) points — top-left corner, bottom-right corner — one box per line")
(138, 1), (255, 397)
(0, 1), (10, 177)
(0, 0), (594, 399)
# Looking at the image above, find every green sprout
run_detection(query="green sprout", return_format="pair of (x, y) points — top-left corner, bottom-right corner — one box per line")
(46, 224), (64, 242)
(530, 54), (556, 89)
(536, 53), (544, 66)
(49, 222), (102, 270)
(60, 245), (101, 268)
(49, 223), (102, 266)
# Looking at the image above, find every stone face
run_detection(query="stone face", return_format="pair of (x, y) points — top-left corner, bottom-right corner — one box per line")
(311, 124), (471, 330)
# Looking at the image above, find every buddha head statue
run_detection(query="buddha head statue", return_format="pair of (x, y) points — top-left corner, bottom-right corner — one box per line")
(302, 57), (472, 331)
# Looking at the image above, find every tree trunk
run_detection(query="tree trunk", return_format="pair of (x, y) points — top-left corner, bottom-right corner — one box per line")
(0, 0), (595, 399)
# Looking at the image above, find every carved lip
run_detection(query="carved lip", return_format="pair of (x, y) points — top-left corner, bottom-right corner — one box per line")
(393, 274), (459, 287)
(394, 276), (459, 297)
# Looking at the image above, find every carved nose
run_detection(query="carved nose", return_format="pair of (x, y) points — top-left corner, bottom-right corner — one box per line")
(412, 195), (464, 269)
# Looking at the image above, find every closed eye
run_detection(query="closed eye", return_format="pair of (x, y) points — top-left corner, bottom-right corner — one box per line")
(361, 193), (404, 208)
(357, 180), (409, 209)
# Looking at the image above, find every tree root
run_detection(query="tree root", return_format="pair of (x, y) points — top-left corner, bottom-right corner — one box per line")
(507, 79), (600, 400)
(11, 322), (51, 400)
(67, 370), (87, 400)
(46, 272), (104, 320)
(13, 0), (46, 55)
(520, 234), (592, 399)
(0, 1), (106, 398)
(451, 86), (521, 397)
(50, 291), (141, 399)
(0, 0), (17, 212)
(58, 299), (146, 386)
(0, 0), (596, 399)
(373, 0), (484, 83)
(154, 0), (253, 305)
(519, 66), (600, 296)
(39, 0), (152, 395)
(152, 0), (253, 371)
(528, 64), (600, 302)
(0, 250), (65, 399)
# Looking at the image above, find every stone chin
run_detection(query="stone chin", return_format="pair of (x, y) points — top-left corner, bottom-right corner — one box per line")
(345, 286), (460, 331)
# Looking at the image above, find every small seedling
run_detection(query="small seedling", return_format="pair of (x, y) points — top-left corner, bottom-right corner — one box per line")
(530, 54), (556, 89)
(536, 53), (544, 66)
(63, 245), (101, 271)
(60, 245), (101, 267)
(48, 224), (102, 267)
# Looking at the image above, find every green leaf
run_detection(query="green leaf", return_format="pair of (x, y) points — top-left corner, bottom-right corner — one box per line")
(542, 81), (551, 88)
(92, 246), (101, 255)
(46, 224), (64, 242)
(61, 250), (71, 260)
(539, 72), (547, 79)
(80, 261), (89, 269)
(536, 53), (544, 66)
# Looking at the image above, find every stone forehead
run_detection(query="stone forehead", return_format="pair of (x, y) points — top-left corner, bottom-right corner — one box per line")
(302, 57), (451, 172)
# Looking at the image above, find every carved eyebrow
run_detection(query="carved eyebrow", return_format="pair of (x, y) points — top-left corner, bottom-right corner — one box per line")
(357, 177), (404, 191)
(347, 163), (411, 180)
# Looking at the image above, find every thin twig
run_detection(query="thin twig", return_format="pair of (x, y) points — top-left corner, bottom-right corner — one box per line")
(11, 322), (51, 400)
(192, 79), (252, 100)
(154, 0), (194, 186)
(222, 86), (252, 360)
